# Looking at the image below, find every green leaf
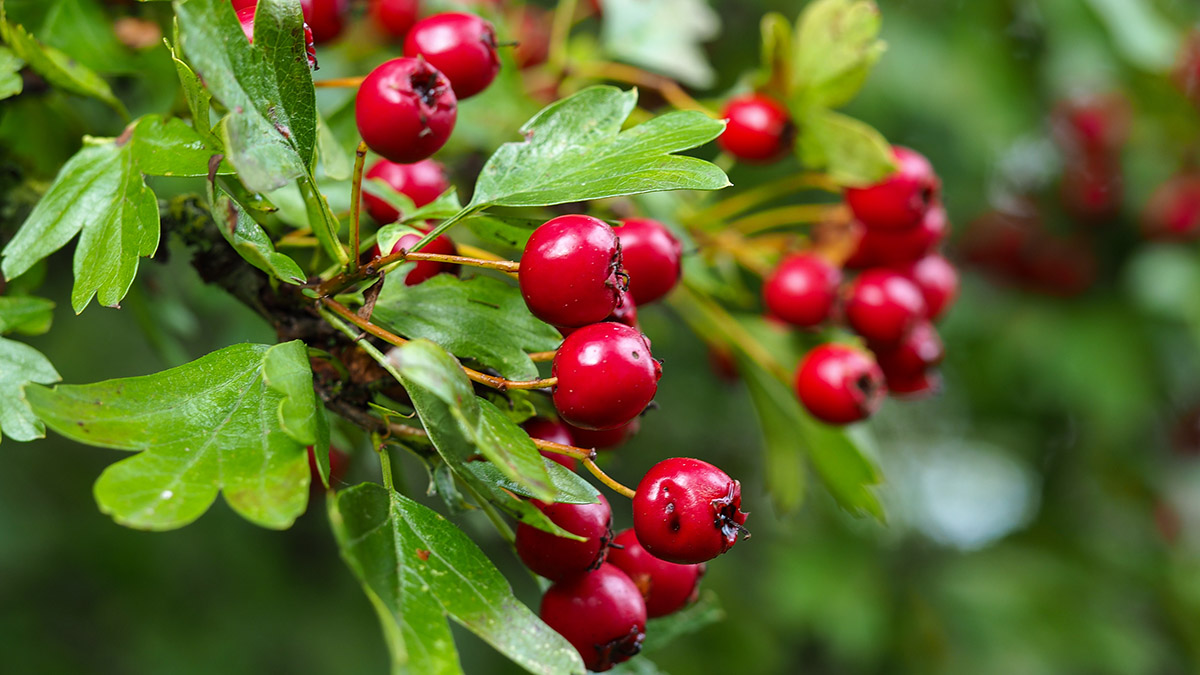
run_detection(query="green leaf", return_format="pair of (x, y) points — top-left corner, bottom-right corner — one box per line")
(464, 213), (543, 251)
(600, 0), (719, 88)
(0, 337), (60, 443)
(364, 184), (464, 226)
(374, 275), (561, 381)
(0, 45), (24, 100)
(317, 112), (352, 181)
(25, 341), (319, 530)
(0, 295), (54, 336)
(468, 86), (729, 209)
(641, 591), (725, 652)
(329, 483), (587, 675)
(799, 396), (883, 520)
(758, 12), (792, 94)
(465, 458), (600, 505)
(131, 114), (227, 177)
(795, 107), (893, 187)
(0, 4), (127, 117)
(737, 355), (807, 514)
(211, 189), (307, 285)
(791, 0), (886, 108)
(166, 34), (219, 148)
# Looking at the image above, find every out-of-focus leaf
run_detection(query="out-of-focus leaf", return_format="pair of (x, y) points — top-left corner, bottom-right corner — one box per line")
(0, 295), (54, 336)
(792, 0), (886, 108)
(0, 46), (24, 100)
(795, 107), (893, 187)
(641, 591), (725, 653)
(758, 12), (792, 93)
(737, 354), (807, 514)
(600, 0), (719, 88)
(0, 337), (60, 443)
(1084, 0), (1179, 71)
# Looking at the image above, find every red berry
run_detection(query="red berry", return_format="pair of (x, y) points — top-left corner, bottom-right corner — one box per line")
(607, 529), (704, 618)
(236, 5), (317, 68)
(762, 253), (840, 328)
(516, 494), (612, 581)
(379, 227), (459, 286)
(845, 146), (940, 230)
(513, 7), (551, 69)
(1051, 93), (1131, 157)
(524, 418), (578, 471)
(1060, 156), (1122, 223)
(613, 218), (683, 305)
(369, 0), (419, 40)
(307, 445), (349, 492)
(566, 417), (639, 451)
(844, 269), (927, 345)
(231, 0), (256, 10)
(553, 323), (661, 430)
(795, 343), (885, 425)
(1142, 174), (1200, 241)
(717, 94), (792, 163)
(846, 202), (949, 268)
(299, 0), (346, 44)
(355, 58), (457, 164)
(632, 457), (747, 564)
(519, 215), (623, 327)
(540, 564), (646, 672)
(885, 370), (941, 397)
(871, 320), (943, 384)
(896, 253), (958, 322)
(363, 158), (449, 225)
(403, 13), (500, 99)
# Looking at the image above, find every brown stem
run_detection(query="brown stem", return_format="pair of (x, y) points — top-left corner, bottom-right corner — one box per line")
(317, 247), (519, 297)
(348, 141), (369, 274)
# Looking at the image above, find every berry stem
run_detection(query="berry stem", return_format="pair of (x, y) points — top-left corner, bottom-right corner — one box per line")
(375, 433), (395, 492)
(528, 350), (557, 362)
(571, 61), (712, 115)
(315, 232), (515, 296)
(314, 76), (366, 88)
(348, 141), (369, 274)
(583, 458), (637, 499)
(402, 251), (520, 273)
(728, 203), (848, 236)
(687, 172), (841, 226)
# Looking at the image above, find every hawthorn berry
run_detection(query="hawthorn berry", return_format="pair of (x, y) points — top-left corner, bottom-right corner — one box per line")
(1142, 174), (1200, 241)
(795, 343), (886, 425)
(871, 320), (944, 385)
(519, 215), (623, 327)
(376, 226), (459, 286)
(540, 564), (646, 672)
(885, 370), (941, 397)
(844, 269), (927, 345)
(552, 323), (661, 431)
(846, 202), (948, 268)
(524, 418), (578, 471)
(614, 218), (683, 305)
(1060, 156), (1122, 223)
(516, 494), (613, 581)
(236, 5), (317, 68)
(1051, 93), (1131, 158)
(566, 417), (640, 451)
(896, 253), (958, 322)
(632, 457), (747, 564)
(362, 158), (449, 225)
(403, 13), (500, 99)
(717, 94), (792, 163)
(356, 58), (457, 164)
(845, 146), (940, 230)
(762, 253), (841, 328)
(300, 0), (347, 44)
(607, 529), (704, 618)
(369, 0), (419, 40)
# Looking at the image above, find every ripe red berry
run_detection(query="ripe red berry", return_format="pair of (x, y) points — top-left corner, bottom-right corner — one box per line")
(519, 215), (623, 327)
(846, 202), (949, 268)
(299, 0), (346, 44)
(524, 418), (578, 471)
(871, 320), (943, 384)
(356, 58), (457, 164)
(566, 417), (639, 451)
(376, 226), (459, 286)
(403, 12), (500, 99)
(845, 146), (940, 230)
(516, 494), (612, 581)
(1051, 93), (1131, 158)
(613, 218), (683, 305)
(795, 343), (885, 425)
(885, 370), (941, 397)
(896, 253), (958, 322)
(553, 323), (661, 430)
(762, 253), (841, 328)
(844, 269), (927, 345)
(607, 529), (704, 618)
(369, 0), (418, 40)
(632, 457), (747, 564)
(717, 94), (792, 163)
(1142, 174), (1200, 242)
(236, 5), (317, 68)
(362, 158), (449, 225)
(540, 564), (646, 672)
(1060, 156), (1122, 223)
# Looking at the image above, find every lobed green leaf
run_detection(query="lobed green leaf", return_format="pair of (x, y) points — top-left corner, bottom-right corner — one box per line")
(0, 295), (54, 336)
(0, 337), (60, 444)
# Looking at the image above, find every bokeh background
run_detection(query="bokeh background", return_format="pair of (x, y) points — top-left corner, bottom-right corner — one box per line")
(4, 0), (1200, 673)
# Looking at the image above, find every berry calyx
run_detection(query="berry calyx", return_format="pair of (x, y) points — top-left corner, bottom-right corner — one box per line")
(794, 343), (885, 425)
(375, 226), (459, 286)
(896, 253), (958, 322)
(717, 94), (792, 163)
(540, 564), (646, 672)
(403, 12), (500, 100)
(846, 203), (949, 269)
(236, 4), (317, 68)
(607, 529), (704, 618)
(845, 146), (940, 230)
(762, 253), (841, 328)
(524, 418), (578, 471)
(369, 0), (419, 40)
(632, 457), (748, 564)
(363, 158), (450, 225)
(519, 214), (624, 327)
(300, 0), (347, 44)
(566, 417), (640, 451)
(614, 218), (683, 305)
(516, 494), (613, 581)
(355, 57), (457, 164)
(844, 269), (927, 345)
(552, 323), (661, 431)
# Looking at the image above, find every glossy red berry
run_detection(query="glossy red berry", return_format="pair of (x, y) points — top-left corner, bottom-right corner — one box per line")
(540, 564), (646, 672)
(356, 58), (457, 164)
(377, 226), (459, 286)
(567, 417), (639, 451)
(886, 370), (941, 397)
(524, 418), (577, 471)
(516, 494), (613, 581)
(403, 13), (500, 99)
(553, 323), (660, 430)
(844, 269), (927, 345)
(762, 253), (841, 328)
(795, 343), (886, 425)
(872, 320), (943, 383)
(613, 218), (683, 305)
(363, 159), (449, 225)
(632, 457), (747, 564)
(896, 253), (958, 322)
(845, 146), (940, 230)
(1142, 174), (1200, 242)
(519, 215), (623, 327)
(236, 5), (317, 68)
(299, 0), (346, 44)
(369, 0), (418, 40)
(607, 529), (704, 618)
(717, 94), (792, 163)
(846, 202), (949, 268)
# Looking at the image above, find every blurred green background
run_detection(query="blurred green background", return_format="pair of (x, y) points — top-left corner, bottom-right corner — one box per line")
(5, 0), (1200, 673)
